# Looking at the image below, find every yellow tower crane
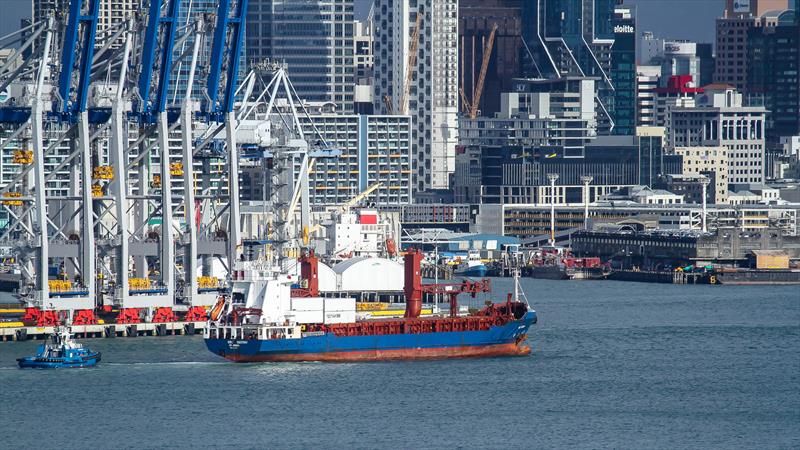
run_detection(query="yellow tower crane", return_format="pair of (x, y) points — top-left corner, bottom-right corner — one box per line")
(399, 14), (423, 116)
(462, 23), (499, 120)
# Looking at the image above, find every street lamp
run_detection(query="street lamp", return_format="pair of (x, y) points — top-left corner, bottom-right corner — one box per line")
(580, 175), (593, 230)
(547, 173), (559, 246)
(700, 175), (711, 233)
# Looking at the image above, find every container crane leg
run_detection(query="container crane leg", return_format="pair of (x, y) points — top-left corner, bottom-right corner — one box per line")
(157, 111), (175, 300)
(226, 111), (241, 266)
(181, 18), (203, 305)
(78, 111), (96, 307)
(31, 91), (49, 304)
(109, 24), (133, 308)
(133, 136), (149, 277)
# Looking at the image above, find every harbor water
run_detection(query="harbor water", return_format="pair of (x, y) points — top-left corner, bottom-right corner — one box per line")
(1, 279), (798, 448)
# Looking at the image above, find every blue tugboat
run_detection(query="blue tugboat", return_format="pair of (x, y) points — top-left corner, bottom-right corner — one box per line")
(17, 327), (101, 369)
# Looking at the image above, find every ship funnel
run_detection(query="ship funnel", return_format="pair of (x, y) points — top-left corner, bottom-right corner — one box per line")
(404, 249), (423, 318)
(300, 250), (319, 297)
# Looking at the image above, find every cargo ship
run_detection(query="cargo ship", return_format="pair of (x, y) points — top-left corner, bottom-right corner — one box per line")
(522, 246), (608, 280)
(204, 250), (536, 362)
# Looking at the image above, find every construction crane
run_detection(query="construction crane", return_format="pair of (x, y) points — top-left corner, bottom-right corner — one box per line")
(304, 182), (384, 241)
(337, 182), (383, 215)
(382, 95), (394, 115)
(458, 88), (470, 114)
(398, 14), (422, 116)
(462, 23), (498, 120)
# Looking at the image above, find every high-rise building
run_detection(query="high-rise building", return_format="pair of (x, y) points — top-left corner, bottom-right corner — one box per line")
(725, 0), (790, 16)
(715, 17), (759, 89)
(636, 126), (667, 187)
(246, 0), (273, 64)
(300, 114), (413, 205)
(610, 5), (637, 136)
(353, 19), (374, 115)
(239, 114), (413, 205)
(746, 9), (799, 142)
(33, 0), (137, 47)
(638, 31), (712, 87)
(714, 0), (789, 89)
(520, 0), (616, 134)
(354, 20), (373, 84)
(459, 79), (597, 156)
(697, 43), (715, 87)
(636, 65), (660, 127)
(638, 31), (664, 65)
(246, 0), (355, 112)
(660, 41), (701, 87)
(373, 0), (459, 192)
(459, 0), (524, 117)
(504, 77), (598, 157)
(667, 86), (767, 186)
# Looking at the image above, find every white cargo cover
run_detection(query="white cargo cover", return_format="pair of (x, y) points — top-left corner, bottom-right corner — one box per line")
(317, 262), (337, 292)
(333, 257), (404, 292)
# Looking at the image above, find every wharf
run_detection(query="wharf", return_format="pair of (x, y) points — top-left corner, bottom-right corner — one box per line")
(607, 270), (712, 284)
(0, 321), (206, 342)
(712, 269), (800, 284)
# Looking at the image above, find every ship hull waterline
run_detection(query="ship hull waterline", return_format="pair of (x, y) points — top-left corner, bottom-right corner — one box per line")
(205, 312), (535, 363)
(17, 353), (101, 369)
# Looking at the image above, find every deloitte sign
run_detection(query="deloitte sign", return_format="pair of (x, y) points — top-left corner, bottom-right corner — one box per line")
(614, 24), (634, 34)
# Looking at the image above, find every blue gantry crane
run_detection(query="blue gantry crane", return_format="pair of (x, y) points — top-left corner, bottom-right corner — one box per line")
(0, 0), (257, 323)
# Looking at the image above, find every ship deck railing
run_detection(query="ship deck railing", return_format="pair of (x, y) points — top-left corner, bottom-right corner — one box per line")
(206, 323), (301, 341)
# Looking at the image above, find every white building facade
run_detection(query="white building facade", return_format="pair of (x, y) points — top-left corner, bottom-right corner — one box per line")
(298, 114), (413, 205)
(372, 0), (459, 192)
(667, 87), (767, 186)
(636, 65), (660, 127)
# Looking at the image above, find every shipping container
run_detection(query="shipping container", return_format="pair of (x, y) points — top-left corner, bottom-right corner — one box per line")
(324, 297), (356, 312)
(323, 310), (357, 324)
(286, 310), (324, 324)
(291, 297), (324, 312)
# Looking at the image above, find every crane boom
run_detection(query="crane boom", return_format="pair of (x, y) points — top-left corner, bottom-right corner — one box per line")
(468, 23), (498, 120)
(57, 0), (100, 118)
(399, 14), (422, 116)
(138, 0), (181, 122)
(383, 94), (394, 114)
(205, 0), (249, 120)
(339, 182), (383, 214)
(458, 88), (470, 113)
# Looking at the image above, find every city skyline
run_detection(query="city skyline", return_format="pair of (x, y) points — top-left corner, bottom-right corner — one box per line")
(2, 0), (727, 46)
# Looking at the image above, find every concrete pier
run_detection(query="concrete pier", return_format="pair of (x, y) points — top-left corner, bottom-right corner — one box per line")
(0, 322), (206, 342)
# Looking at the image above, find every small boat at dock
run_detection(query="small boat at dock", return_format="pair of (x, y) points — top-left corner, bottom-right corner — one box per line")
(17, 326), (101, 369)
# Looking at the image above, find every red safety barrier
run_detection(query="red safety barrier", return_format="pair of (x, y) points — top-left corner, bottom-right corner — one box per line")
(22, 307), (41, 323)
(116, 308), (141, 324)
(37, 310), (60, 327)
(152, 307), (177, 323)
(184, 306), (208, 322)
(72, 309), (98, 325)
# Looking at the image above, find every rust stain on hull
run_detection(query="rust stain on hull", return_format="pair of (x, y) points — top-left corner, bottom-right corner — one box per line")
(223, 342), (531, 363)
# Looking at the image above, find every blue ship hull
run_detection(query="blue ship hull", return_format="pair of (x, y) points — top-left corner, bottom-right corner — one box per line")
(454, 264), (488, 278)
(17, 352), (101, 369)
(206, 311), (536, 362)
